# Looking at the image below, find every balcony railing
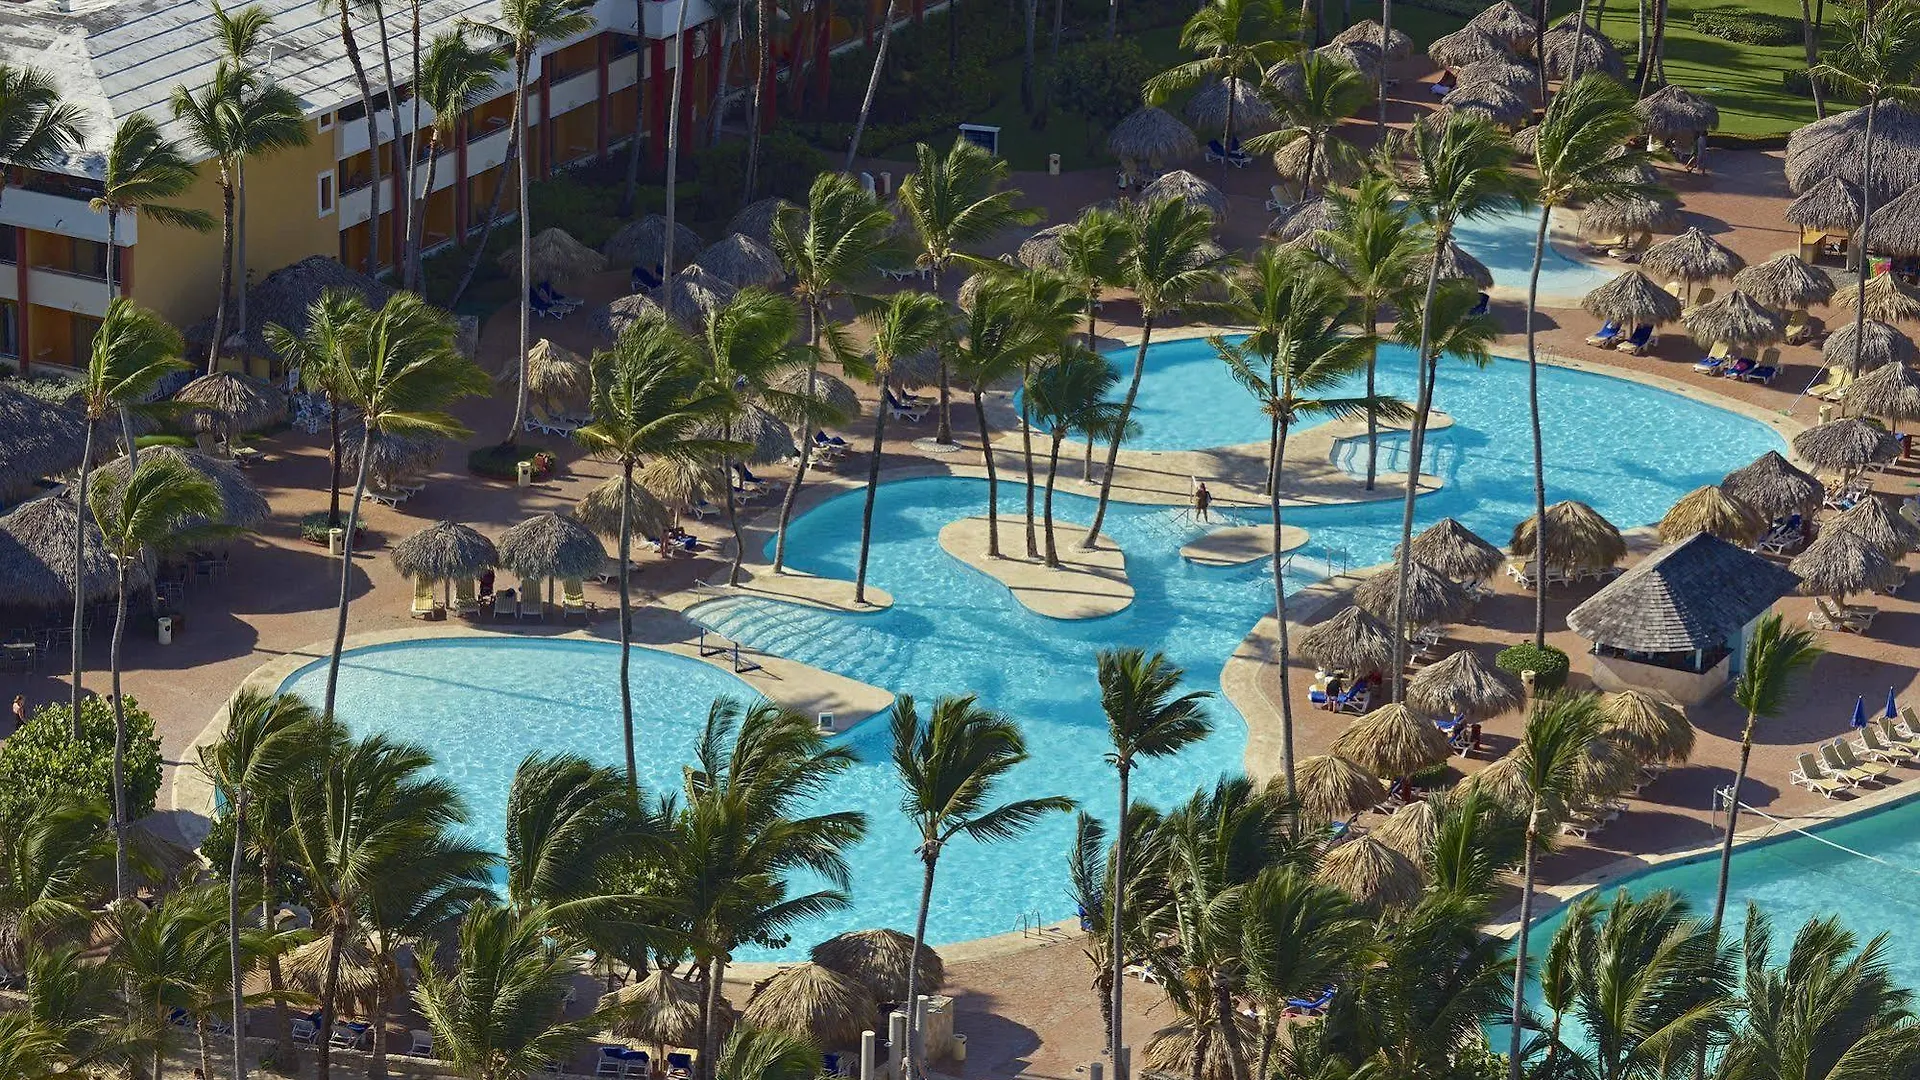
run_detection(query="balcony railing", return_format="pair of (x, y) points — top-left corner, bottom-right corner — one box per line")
(18, 173), (104, 202)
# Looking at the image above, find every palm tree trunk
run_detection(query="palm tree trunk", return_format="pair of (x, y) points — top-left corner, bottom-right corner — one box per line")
(265, 859), (292, 1056)
(327, 395), (345, 526)
(904, 853), (939, 1080)
(711, 6), (738, 146)
(1021, 0), (1038, 111)
(71, 419), (95, 731)
(197, 1018), (215, 1080)
(110, 562), (130, 900)
(934, 267), (954, 444)
(1273, 419), (1297, 801)
(618, 458), (638, 793)
(1108, 763), (1130, 1080)
(1392, 252), (1446, 701)
(510, 64), (533, 443)
(620, 0), (648, 216)
(1850, 96), (1880, 374)
(449, 72), (521, 308)
(1377, 0), (1391, 129)
(663, 0), (694, 281)
(1021, 362), (1039, 558)
(1801, 0), (1826, 118)
(846, 0), (902, 169)
(855, 385), (891, 604)
(1255, 1014), (1278, 1080)
(1710, 711), (1758, 935)
(1213, 978), (1251, 1080)
(1506, 815), (1539, 1080)
(323, 426), (376, 720)
(208, 175), (236, 375)
(1568, 0), (1593, 82)
(1051, 0), (1066, 71)
(973, 390), (1004, 557)
(1639, 0), (1668, 95)
(701, 956), (730, 1080)
(1526, 205), (1550, 649)
(229, 792), (250, 1080)
(317, 920), (347, 1080)
(1187, 1023), (1210, 1080)
(410, 134), (442, 290)
(745, 0), (774, 199)
(1363, 310), (1378, 490)
(725, 457), (748, 585)
(237, 158), (249, 338)
(371, 4), (407, 273)
(1636, 0), (1648, 82)
(1044, 429), (1064, 565)
(774, 312), (823, 573)
(340, 9), (384, 276)
(1084, 314), (1153, 549)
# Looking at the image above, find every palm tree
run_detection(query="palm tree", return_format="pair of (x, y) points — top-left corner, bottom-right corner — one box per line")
(951, 273), (1055, 557)
(1814, 3), (1920, 377)
(1522, 75), (1661, 648)
(1083, 197), (1223, 549)
(90, 114), (215, 313)
(768, 174), (897, 573)
(105, 885), (236, 1080)
(660, 0), (694, 283)
(1143, 0), (1298, 152)
(889, 694), (1074, 1080)
(1386, 111), (1522, 689)
(1245, 54), (1369, 199)
(172, 60), (309, 374)
(0, 1013), (68, 1080)
(1238, 866), (1369, 1079)
(0, 797), (116, 963)
(66, 300), (187, 726)
(846, 0), (904, 168)
(408, 31), (507, 290)
(473, 0), (595, 442)
(714, 1027), (824, 1080)
(198, 689), (322, 1080)
(88, 458), (226, 900)
(1503, 693), (1605, 1080)
(1800, 0), (1827, 120)
(1711, 615), (1821, 937)
(208, 2), (293, 341)
(1050, 209), (1127, 499)
(692, 290), (806, 584)
(999, 269), (1086, 558)
(504, 752), (660, 915)
(897, 139), (1040, 444)
(21, 941), (127, 1073)
(320, 0), (384, 275)
(265, 291), (488, 721)
(0, 64), (86, 208)
(1096, 648), (1212, 1073)
(1214, 247), (1390, 798)
(279, 295), (364, 532)
(1025, 347), (1127, 566)
(853, 291), (952, 606)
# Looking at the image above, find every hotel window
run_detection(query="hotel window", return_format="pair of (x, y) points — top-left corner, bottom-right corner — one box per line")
(0, 225), (14, 264)
(318, 110), (335, 132)
(0, 301), (16, 359)
(318, 171), (336, 217)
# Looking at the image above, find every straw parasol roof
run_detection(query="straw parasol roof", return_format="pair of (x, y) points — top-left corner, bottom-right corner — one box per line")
(572, 474), (670, 540)
(185, 255), (398, 360)
(1016, 225), (1070, 272)
(1406, 649), (1525, 720)
(1141, 170), (1228, 218)
(1296, 754), (1385, 824)
(1823, 318), (1918, 375)
(1468, 0), (1537, 45)
(1720, 450), (1824, 521)
(1597, 690), (1693, 766)
(499, 226), (608, 283)
(1329, 18), (1412, 58)
(1370, 796), (1441, 864)
(1315, 835), (1422, 910)
(604, 215), (704, 270)
(1296, 605), (1396, 675)
(1353, 559), (1475, 627)
(1642, 227), (1745, 285)
(1844, 361), (1920, 425)
(702, 404), (796, 465)
(173, 372), (288, 435)
(1316, 41), (1384, 81)
(1576, 735), (1640, 801)
(1785, 175), (1862, 233)
(1732, 254), (1835, 311)
(1270, 195), (1333, 246)
(391, 520), (497, 582)
(1792, 524), (1901, 598)
(0, 493), (146, 609)
(1787, 99), (1920, 202)
(1456, 57), (1538, 96)
(698, 233), (786, 288)
(741, 963), (878, 1050)
(1657, 485), (1764, 545)
(341, 428), (443, 487)
(1401, 517), (1505, 583)
(662, 264), (738, 328)
(1416, 239), (1494, 290)
(1833, 493), (1920, 557)
(1462, 750), (1534, 817)
(1142, 1014), (1260, 1080)
(1634, 84), (1720, 140)
(607, 969), (730, 1046)
(1442, 81), (1530, 126)
(1682, 290), (1785, 349)
(1331, 703), (1451, 779)
(93, 447), (268, 530)
(728, 197), (796, 246)
(638, 457), (727, 512)
(1107, 106), (1199, 171)
(1867, 184), (1920, 257)
(1428, 25), (1508, 69)
(1513, 124), (1539, 159)
(1272, 137), (1365, 191)
(1582, 270), (1685, 327)
(527, 339), (589, 406)
(1567, 532), (1801, 653)
(0, 387), (89, 495)
(1792, 417), (1900, 473)
(1579, 195), (1682, 241)
(594, 292), (665, 345)
(1510, 501), (1627, 573)
(1541, 22), (1624, 78)
(1854, 273), (1920, 323)
(811, 928), (944, 1003)
(1184, 77), (1278, 136)
(772, 368), (862, 427)
(285, 933), (390, 1017)
(496, 512), (606, 583)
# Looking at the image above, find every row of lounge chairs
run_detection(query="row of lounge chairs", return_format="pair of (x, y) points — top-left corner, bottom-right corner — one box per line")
(1585, 320), (1658, 355)
(1790, 712), (1920, 797)
(530, 282), (584, 320)
(1693, 345), (1781, 384)
(1506, 560), (1617, 590)
(1204, 138), (1253, 168)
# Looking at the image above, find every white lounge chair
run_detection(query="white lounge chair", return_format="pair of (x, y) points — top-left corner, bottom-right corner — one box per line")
(1789, 752), (1849, 798)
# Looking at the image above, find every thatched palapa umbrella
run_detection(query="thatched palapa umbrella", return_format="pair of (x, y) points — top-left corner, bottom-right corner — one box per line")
(1316, 41), (1384, 81)
(701, 404), (796, 465)
(1401, 517), (1504, 584)
(497, 512), (606, 602)
(573, 474), (670, 540)
(1786, 99), (1920, 203)
(1331, 703), (1451, 780)
(1142, 1015), (1260, 1080)
(1296, 754), (1385, 824)
(662, 265), (738, 328)
(1406, 649), (1524, 720)
(1597, 689), (1693, 766)
(1844, 362), (1920, 430)
(1792, 527), (1897, 623)
(1141, 170), (1228, 218)
(1296, 605), (1396, 675)
(93, 448), (268, 530)
(810, 928), (944, 1004)
(1468, 0), (1537, 45)
(698, 233), (785, 288)
(1582, 270), (1684, 328)
(772, 368), (862, 428)
(1720, 450), (1824, 522)
(1370, 796), (1441, 864)
(1834, 493), (1920, 557)
(1576, 735), (1640, 801)
(741, 963), (878, 1050)
(638, 457), (727, 517)
(526, 339), (589, 410)
(1642, 228), (1745, 295)
(1823, 318), (1918, 375)
(0, 494), (146, 609)
(499, 226), (607, 283)
(1428, 25), (1507, 69)
(1854, 272), (1920, 323)
(1463, 751), (1536, 817)
(1732, 254), (1835, 312)
(1865, 183), (1920, 257)
(1316, 835), (1422, 910)
(1541, 21), (1624, 78)
(728, 197), (796, 246)
(1634, 84), (1720, 141)
(341, 427), (443, 488)
(604, 215), (704, 270)
(1016, 225), (1070, 272)
(0, 387), (89, 496)
(1511, 501), (1627, 574)
(1416, 239), (1494, 290)
(1785, 175), (1863, 234)
(174, 372), (289, 436)
(1513, 124), (1540, 159)
(1441, 81), (1530, 126)
(1681, 290), (1785, 350)
(1354, 559), (1474, 628)
(1656, 485), (1763, 545)
(1273, 137), (1364, 192)
(391, 521), (497, 590)
(1107, 107), (1199, 172)
(1270, 195), (1333, 246)
(593, 292), (664, 344)
(1184, 77), (1278, 136)
(1578, 195), (1681, 244)
(1792, 417), (1899, 475)
(1330, 18), (1412, 58)
(608, 969), (732, 1047)
(1456, 57), (1538, 96)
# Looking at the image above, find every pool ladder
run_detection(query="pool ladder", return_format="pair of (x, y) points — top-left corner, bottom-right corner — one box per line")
(1018, 911), (1073, 941)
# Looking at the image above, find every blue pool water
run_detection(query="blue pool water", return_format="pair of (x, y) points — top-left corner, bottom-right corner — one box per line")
(291, 341), (1784, 960)
(1452, 204), (1617, 298)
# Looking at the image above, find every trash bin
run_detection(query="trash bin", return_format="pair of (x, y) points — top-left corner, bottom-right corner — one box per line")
(328, 527), (346, 557)
(952, 1035), (967, 1063)
(517, 460), (534, 487)
(156, 617), (173, 646)
(1048, 153), (1060, 176)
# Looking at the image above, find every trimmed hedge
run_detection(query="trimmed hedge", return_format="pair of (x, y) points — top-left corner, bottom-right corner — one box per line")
(1691, 9), (1801, 45)
(299, 510), (367, 545)
(0, 696), (163, 827)
(1495, 642), (1570, 693)
(469, 443), (556, 481)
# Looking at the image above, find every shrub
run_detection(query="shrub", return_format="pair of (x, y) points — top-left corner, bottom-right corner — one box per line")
(299, 511), (367, 545)
(1052, 39), (1159, 152)
(136, 434), (195, 449)
(1691, 9), (1801, 45)
(0, 696), (163, 826)
(5, 374), (85, 408)
(688, 129), (827, 219)
(468, 443), (556, 481)
(1495, 642), (1570, 693)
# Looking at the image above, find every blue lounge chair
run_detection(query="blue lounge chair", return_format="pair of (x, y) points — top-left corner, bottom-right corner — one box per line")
(1720, 357), (1756, 379)
(529, 289), (564, 320)
(824, 1053), (843, 1077)
(538, 281), (582, 311)
(1205, 138), (1228, 163)
(1334, 682), (1370, 715)
(1619, 324), (1655, 354)
(1742, 363), (1778, 384)
(632, 263), (664, 290)
(1470, 291), (1491, 317)
(815, 430), (848, 449)
(1226, 137), (1252, 167)
(1693, 354), (1727, 374)
(884, 388), (927, 421)
(1585, 320), (1622, 347)
(1286, 987), (1336, 1016)
(667, 1052), (696, 1077)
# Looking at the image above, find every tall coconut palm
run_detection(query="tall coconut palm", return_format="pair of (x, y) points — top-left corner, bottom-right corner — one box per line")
(714, 1027), (825, 1080)
(692, 290), (806, 584)
(91, 114), (215, 315)
(503, 752), (661, 915)
(1083, 197), (1224, 549)
(66, 300), (187, 726)
(950, 272), (1065, 558)
(1096, 648), (1213, 1074)
(768, 174), (897, 573)
(888, 694), (1074, 1080)
(1522, 75), (1661, 647)
(408, 31), (508, 290)
(21, 941), (126, 1073)
(1711, 615), (1821, 937)
(208, 2), (289, 340)
(845, 0), (904, 168)
(1386, 111), (1522, 689)
(0, 64), (86, 208)
(999, 269), (1087, 559)
(1143, 0), (1299, 151)
(1814, 4), (1920, 378)
(897, 139), (1040, 443)
(198, 689), (322, 1080)
(1245, 54), (1369, 199)
(264, 291), (488, 721)
(105, 883), (267, 1080)
(1026, 347), (1128, 566)
(660, 0), (694, 283)
(1051, 210), (1128, 498)
(1238, 866), (1370, 1079)
(853, 291), (952, 606)
(0, 1012), (68, 1080)
(1504, 693), (1605, 1080)
(1214, 247), (1392, 799)
(172, 60), (309, 374)
(88, 458), (227, 899)
(578, 311), (737, 792)
(0, 798), (116, 963)
(319, 0), (385, 275)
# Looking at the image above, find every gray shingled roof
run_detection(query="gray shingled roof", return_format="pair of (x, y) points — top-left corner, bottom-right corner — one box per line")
(1567, 532), (1801, 652)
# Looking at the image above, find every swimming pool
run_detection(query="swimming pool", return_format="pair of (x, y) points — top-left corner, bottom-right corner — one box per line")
(1451, 204), (1617, 298)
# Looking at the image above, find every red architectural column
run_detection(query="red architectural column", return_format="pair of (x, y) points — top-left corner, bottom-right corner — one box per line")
(649, 38), (669, 168)
(596, 35), (611, 160)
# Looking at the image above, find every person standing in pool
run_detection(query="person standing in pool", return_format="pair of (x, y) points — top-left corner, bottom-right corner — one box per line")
(1194, 482), (1212, 523)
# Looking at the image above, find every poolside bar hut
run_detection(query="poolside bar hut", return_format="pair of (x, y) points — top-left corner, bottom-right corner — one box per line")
(741, 963), (878, 1053)
(1107, 106), (1199, 178)
(1656, 485), (1763, 546)
(1567, 532), (1800, 704)
(1582, 270), (1683, 332)
(1184, 77), (1278, 138)
(1720, 450), (1824, 524)
(496, 512), (605, 614)
(1400, 517), (1504, 584)
(1296, 754), (1386, 825)
(1406, 648), (1524, 720)
(604, 215), (704, 274)
(498, 226), (607, 283)
(1297, 604), (1397, 676)
(1642, 228), (1745, 304)
(0, 387), (92, 502)
(1822, 318), (1917, 376)
(391, 520), (498, 612)
(1852, 272), (1920, 323)
(93, 448), (268, 531)
(727, 197), (795, 246)
(697, 233), (786, 288)
(1634, 85), (1719, 146)
(1316, 835), (1422, 911)
(811, 928), (945, 1006)
(1511, 500), (1627, 579)
(1681, 290), (1785, 354)
(1786, 176), (1862, 263)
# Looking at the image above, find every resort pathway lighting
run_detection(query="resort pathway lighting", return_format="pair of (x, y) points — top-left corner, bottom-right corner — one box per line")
(1822, 318), (1917, 374)
(1316, 835), (1422, 911)
(1407, 649), (1525, 720)
(1298, 605), (1398, 676)
(1656, 485), (1764, 546)
(1296, 753), (1386, 824)
(1581, 270), (1684, 329)
(1400, 517), (1505, 584)
(498, 226), (607, 283)
(1719, 450), (1825, 523)
(742, 962), (880, 1050)
(698, 233), (786, 288)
